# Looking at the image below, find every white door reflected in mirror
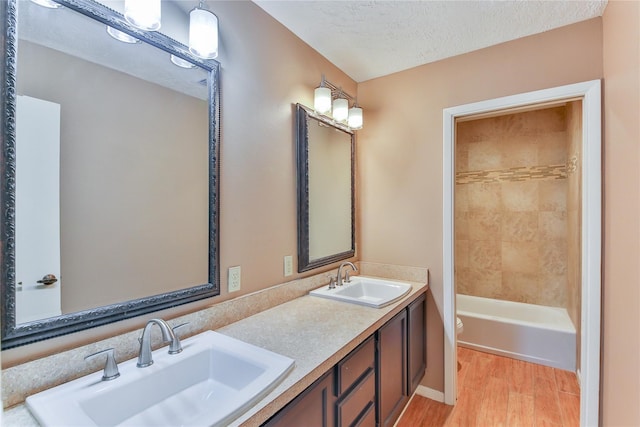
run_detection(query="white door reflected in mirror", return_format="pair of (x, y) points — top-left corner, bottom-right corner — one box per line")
(15, 95), (62, 323)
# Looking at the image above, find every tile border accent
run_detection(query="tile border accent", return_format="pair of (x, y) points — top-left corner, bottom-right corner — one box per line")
(456, 164), (567, 185)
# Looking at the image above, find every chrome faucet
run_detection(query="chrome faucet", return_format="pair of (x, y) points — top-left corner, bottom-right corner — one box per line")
(137, 318), (184, 368)
(337, 261), (358, 286)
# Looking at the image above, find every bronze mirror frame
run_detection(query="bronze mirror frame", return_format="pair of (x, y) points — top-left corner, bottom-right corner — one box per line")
(296, 103), (355, 272)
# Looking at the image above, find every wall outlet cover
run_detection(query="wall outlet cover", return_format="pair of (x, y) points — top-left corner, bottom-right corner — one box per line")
(228, 266), (241, 292)
(284, 255), (293, 277)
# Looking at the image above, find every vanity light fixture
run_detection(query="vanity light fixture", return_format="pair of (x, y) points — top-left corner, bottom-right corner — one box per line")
(314, 76), (332, 115)
(124, 0), (161, 31)
(106, 26), (140, 44)
(29, 0), (62, 8)
(313, 75), (363, 130)
(332, 95), (349, 123)
(348, 103), (363, 130)
(170, 54), (196, 69)
(189, 1), (219, 59)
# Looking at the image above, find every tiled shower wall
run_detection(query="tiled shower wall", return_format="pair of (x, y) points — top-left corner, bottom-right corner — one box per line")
(455, 106), (572, 307)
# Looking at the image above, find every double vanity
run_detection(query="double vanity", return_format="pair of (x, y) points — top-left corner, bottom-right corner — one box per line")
(4, 274), (428, 426)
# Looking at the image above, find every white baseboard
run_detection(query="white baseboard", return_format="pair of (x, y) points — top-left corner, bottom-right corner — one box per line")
(415, 385), (445, 403)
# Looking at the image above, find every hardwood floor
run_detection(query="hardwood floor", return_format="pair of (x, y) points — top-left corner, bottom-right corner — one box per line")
(397, 347), (580, 427)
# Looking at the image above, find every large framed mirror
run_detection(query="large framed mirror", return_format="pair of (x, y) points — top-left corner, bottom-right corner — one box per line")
(296, 104), (355, 272)
(1, 0), (220, 349)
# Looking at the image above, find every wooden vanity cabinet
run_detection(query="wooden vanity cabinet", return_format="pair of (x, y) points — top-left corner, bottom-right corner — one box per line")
(263, 293), (426, 427)
(376, 309), (408, 427)
(263, 370), (336, 427)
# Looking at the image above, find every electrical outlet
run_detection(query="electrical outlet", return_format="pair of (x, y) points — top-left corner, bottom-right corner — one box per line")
(284, 255), (293, 277)
(228, 266), (241, 292)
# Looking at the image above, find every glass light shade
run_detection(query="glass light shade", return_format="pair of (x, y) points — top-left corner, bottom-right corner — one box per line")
(106, 26), (140, 44)
(348, 106), (363, 129)
(170, 54), (196, 69)
(314, 87), (332, 114)
(124, 0), (161, 31)
(189, 8), (219, 59)
(332, 98), (349, 122)
(30, 0), (62, 8)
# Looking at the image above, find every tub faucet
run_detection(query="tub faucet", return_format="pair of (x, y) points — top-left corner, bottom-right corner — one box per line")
(137, 318), (183, 368)
(337, 262), (358, 286)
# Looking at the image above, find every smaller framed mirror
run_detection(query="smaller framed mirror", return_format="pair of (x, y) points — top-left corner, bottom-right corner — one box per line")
(296, 104), (355, 272)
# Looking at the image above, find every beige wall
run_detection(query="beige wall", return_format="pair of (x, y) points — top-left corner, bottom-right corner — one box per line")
(213, 1), (357, 288)
(357, 19), (603, 391)
(602, 1), (640, 425)
(455, 107), (570, 307)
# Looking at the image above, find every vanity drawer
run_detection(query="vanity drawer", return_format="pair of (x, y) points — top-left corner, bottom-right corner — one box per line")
(336, 368), (375, 427)
(355, 402), (376, 427)
(336, 336), (375, 395)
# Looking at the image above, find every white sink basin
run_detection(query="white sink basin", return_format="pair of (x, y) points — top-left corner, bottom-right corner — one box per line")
(309, 276), (412, 308)
(26, 330), (295, 426)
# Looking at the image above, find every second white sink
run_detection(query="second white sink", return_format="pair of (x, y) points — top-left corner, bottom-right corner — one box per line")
(26, 330), (295, 426)
(310, 276), (412, 308)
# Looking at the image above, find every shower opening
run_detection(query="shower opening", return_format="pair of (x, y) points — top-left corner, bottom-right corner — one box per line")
(454, 102), (582, 372)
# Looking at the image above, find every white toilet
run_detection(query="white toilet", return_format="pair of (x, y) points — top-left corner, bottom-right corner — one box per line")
(456, 316), (464, 335)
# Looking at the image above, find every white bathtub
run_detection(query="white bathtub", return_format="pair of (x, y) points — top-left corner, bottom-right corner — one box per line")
(457, 294), (576, 371)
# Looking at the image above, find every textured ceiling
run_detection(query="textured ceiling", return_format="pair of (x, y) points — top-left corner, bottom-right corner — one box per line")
(252, 0), (608, 82)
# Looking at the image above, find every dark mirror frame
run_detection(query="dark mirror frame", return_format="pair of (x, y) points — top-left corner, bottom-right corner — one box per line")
(296, 103), (355, 273)
(0, 0), (220, 349)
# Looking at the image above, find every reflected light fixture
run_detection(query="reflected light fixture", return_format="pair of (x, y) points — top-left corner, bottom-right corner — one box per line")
(314, 75), (332, 115)
(189, 1), (219, 59)
(106, 26), (140, 44)
(125, 0), (161, 31)
(29, 0), (62, 8)
(170, 54), (196, 69)
(312, 75), (363, 130)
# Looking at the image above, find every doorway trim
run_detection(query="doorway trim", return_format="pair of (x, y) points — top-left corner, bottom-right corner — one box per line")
(442, 80), (601, 426)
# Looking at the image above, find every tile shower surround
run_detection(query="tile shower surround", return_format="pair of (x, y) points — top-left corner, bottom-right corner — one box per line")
(455, 106), (579, 308)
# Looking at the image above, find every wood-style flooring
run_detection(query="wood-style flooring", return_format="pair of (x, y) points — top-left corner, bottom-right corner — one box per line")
(397, 347), (580, 427)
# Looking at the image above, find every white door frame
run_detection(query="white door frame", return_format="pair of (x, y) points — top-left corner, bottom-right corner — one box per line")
(442, 80), (602, 427)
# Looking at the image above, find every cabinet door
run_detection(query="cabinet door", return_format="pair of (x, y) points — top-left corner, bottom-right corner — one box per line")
(376, 310), (408, 427)
(407, 293), (426, 395)
(264, 370), (335, 427)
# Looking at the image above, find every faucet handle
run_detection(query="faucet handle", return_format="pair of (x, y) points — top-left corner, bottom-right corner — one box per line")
(85, 348), (120, 381)
(345, 270), (352, 284)
(327, 275), (337, 290)
(168, 322), (189, 354)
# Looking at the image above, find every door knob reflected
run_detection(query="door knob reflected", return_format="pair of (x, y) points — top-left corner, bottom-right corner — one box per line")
(37, 274), (58, 286)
